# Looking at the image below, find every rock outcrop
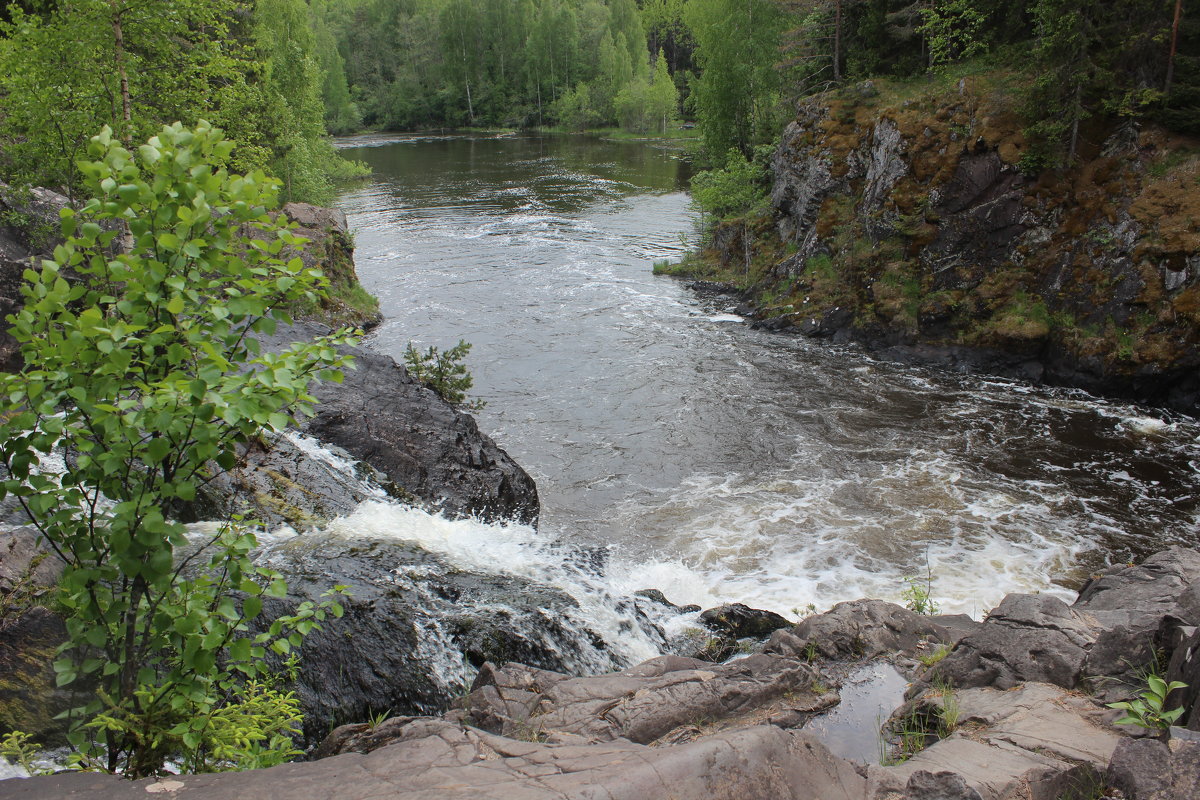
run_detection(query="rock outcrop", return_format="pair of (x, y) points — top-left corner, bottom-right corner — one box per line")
(699, 77), (1200, 412)
(8, 547), (1200, 798)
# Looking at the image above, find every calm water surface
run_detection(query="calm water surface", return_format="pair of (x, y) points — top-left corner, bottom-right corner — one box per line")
(335, 133), (1200, 618)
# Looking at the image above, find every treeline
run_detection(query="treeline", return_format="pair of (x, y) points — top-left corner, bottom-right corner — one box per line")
(320, 0), (681, 134)
(0, 0), (363, 204)
(1, 1), (1194, 202)
(323, 0), (1197, 168)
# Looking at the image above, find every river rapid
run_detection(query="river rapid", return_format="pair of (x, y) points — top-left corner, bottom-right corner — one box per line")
(333, 132), (1200, 623)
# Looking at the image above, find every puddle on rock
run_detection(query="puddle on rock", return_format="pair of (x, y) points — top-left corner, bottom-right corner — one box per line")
(801, 661), (910, 764)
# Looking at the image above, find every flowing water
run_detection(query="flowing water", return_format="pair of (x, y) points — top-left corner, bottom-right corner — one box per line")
(332, 132), (1200, 625)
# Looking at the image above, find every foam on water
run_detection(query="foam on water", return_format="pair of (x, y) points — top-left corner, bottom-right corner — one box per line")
(323, 501), (693, 666)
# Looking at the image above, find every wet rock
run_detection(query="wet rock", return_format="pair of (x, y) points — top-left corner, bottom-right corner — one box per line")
(255, 532), (612, 745)
(0, 607), (73, 747)
(232, 321), (540, 526)
(766, 599), (973, 662)
(0, 527), (74, 746)
(189, 432), (391, 530)
(700, 603), (792, 640)
(634, 588), (701, 614)
(302, 328), (539, 525)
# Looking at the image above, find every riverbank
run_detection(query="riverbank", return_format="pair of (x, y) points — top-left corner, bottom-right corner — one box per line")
(666, 70), (1200, 415)
(9, 545), (1200, 798)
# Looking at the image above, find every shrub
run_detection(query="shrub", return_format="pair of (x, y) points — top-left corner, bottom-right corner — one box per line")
(0, 122), (356, 775)
(404, 340), (484, 410)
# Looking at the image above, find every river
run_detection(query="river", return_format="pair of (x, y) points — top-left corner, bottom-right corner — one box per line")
(334, 132), (1200, 621)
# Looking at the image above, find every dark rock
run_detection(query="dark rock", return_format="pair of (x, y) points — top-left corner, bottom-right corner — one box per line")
(0, 527), (73, 746)
(765, 599), (972, 662)
(188, 432), (391, 530)
(1167, 626), (1200, 730)
(222, 321), (539, 527)
(1107, 738), (1173, 799)
(255, 532), (612, 745)
(921, 594), (1091, 692)
(700, 603), (792, 640)
(634, 588), (700, 614)
(302, 328), (539, 525)
(0, 606), (73, 747)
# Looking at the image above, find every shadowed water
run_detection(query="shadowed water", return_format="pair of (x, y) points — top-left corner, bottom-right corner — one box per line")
(335, 132), (1200, 620)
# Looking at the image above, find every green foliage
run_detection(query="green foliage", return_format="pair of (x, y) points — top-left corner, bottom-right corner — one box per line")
(918, 643), (953, 667)
(919, 0), (989, 70)
(404, 340), (484, 410)
(0, 122), (357, 776)
(0, 0), (361, 204)
(690, 146), (773, 219)
(685, 0), (787, 157)
(1107, 674), (1188, 730)
(901, 575), (939, 615)
(0, 730), (52, 776)
(613, 50), (680, 133)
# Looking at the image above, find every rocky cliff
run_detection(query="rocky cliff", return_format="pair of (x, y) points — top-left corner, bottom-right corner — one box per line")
(698, 73), (1200, 413)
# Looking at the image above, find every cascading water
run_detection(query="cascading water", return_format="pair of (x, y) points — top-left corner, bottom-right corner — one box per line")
(234, 131), (1200, 686)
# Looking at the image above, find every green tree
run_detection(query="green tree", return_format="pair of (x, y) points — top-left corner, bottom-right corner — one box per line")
(686, 0), (787, 158)
(0, 122), (356, 775)
(0, 0), (257, 200)
(918, 0), (989, 70)
(252, 0), (367, 203)
(690, 145), (773, 270)
(613, 49), (679, 132)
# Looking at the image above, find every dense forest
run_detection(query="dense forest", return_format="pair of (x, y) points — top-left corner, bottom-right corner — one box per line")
(0, 0), (1196, 202)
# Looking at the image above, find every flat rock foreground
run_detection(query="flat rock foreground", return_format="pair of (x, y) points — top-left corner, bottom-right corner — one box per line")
(8, 547), (1200, 800)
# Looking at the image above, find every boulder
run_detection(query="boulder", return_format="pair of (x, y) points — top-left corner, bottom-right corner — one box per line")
(302, 326), (539, 525)
(254, 532), (613, 745)
(188, 431), (392, 530)
(1107, 736), (1200, 800)
(765, 599), (974, 662)
(0, 606), (74, 748)
(445, 652), (821, 747)
(215, 321), (540, 527)
(0, 527), (72, 746)
(700, 603), (792, 640)
(871, 682), (1120, 800)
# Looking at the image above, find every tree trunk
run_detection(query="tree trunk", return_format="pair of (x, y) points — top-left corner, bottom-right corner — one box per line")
(1166, 0), (1184, 97)
(833, 0), (842, 82)
(109, 1), (132, 144)
(743, 220), (751, 274)
(1068, 82), (1082, 164)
